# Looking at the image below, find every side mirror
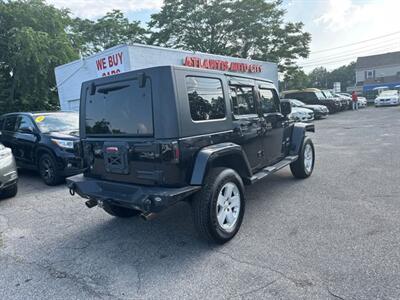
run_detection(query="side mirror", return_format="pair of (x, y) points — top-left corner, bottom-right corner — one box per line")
(20, 127), (34, 134)
(281, 101), (292, 116)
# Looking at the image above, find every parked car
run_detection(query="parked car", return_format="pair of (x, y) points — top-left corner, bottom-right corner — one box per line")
(281, 88), (341, 113)
(337, 92), (367, 108)
(67, 66), (316, 244)
(334, 93), (352, 109)
(357, 96), (368, 108)
(0, 143), (18, 198)
(283, 98), (329, 119)
(289, 107), (314, 122)
(322, 90), (348, 110)
(374, 90), (400, 107)
(0, 112), (82, 185)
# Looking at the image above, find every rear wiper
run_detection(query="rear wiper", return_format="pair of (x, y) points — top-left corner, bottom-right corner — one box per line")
(97, 85), (129, 94)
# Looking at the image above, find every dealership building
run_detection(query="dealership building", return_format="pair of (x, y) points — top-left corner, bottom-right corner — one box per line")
(55, 44), (278, 111)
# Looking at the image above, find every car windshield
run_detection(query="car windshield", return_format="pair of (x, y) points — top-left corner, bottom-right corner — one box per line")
(379, 90), (398, 97)
(315, 91), (326, 100)
(322, 90), (334, 98)
(34, 113), (79, 134)
(290, 99), (305, 106)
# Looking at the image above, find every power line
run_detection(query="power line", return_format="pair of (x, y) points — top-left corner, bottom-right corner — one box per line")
(299, 42), (400, 66)
(299, 45), (400, 68)
(302, 38), (400, 63)
(310, 30), (400, 54)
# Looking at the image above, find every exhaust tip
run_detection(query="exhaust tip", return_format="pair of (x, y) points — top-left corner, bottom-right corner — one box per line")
(85, 199), (97, 208)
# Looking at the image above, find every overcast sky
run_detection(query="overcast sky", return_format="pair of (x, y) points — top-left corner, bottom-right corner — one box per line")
(47, 0), (400, 72)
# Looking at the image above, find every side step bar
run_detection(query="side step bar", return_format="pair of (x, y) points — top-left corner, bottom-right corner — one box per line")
(249, 155), (298, 184)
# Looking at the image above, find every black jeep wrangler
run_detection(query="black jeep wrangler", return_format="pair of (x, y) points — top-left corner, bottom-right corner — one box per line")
(67, 65), (315, 243)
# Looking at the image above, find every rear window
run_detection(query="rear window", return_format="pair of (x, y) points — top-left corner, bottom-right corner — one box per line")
(85, 78), (153, 136)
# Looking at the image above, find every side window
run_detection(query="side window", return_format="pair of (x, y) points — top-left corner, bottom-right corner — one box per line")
(16, 116), (35, 131)
(4, 116), (17, 132)
(0, 118), (4, 130)
(230, 86), (256, 115)
(186, 76), (226, 121)
(308, 92), (318, 100)
(260, 88), (280, 113)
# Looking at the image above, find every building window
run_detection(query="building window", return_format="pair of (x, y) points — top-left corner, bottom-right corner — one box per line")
(186, 76), (226, 121)
(365, 70), (374, 79)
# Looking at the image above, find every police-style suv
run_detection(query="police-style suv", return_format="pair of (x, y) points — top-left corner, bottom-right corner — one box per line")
(67, 66), (315, 243)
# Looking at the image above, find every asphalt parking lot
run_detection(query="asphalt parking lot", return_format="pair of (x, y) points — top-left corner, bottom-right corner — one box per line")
(1, 106), (399, 300)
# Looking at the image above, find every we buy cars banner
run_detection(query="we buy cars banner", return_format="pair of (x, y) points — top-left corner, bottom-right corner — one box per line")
(95, 51), (126, 77)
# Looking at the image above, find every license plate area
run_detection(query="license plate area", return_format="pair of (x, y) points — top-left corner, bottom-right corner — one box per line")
(103, 142), (129, 175)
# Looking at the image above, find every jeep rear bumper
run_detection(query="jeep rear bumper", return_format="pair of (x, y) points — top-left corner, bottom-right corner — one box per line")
(67, 174), (201, 213)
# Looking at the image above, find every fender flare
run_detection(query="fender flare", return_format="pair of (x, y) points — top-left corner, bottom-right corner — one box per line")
(290, 123), (315, 155)
(35, 146), (57, 166)
(190, 142), (252, 185)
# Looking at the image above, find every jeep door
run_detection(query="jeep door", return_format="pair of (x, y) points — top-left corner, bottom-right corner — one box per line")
(257, 83), (287, 165)
(229, 80), (264, 171)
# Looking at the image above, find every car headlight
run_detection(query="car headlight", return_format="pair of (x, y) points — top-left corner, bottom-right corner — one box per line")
(51, 139), (74, 149)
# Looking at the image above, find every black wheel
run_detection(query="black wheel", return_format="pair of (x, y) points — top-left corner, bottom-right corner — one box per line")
(192, 167), (245, 244)
(290, 137), (315, 179)
(103, 202), (141, 218)
(39, 153), (63, 186)
(1, 184), (18, 199)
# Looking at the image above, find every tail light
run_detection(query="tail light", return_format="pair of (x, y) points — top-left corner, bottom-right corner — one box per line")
(171, 141), (180, 163)
(160, 141), (180, 163)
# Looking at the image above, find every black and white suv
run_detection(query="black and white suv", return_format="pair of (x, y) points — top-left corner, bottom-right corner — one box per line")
(68, 66), (316, 243)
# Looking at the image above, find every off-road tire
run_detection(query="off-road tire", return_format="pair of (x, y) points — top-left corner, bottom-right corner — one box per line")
(1, 184), (18, 199)
(192, 167), (245, 244)
(103, 202), (141, 218)
(290, 137), (315, 179)
(39, 153), (63, 186)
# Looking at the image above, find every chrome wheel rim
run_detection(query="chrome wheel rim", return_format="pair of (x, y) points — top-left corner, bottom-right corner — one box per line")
(304, 144), (313, 174)
(216, 182), (241, 232)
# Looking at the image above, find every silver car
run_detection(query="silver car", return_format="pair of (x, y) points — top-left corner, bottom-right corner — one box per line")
(0, 143), (18, 198)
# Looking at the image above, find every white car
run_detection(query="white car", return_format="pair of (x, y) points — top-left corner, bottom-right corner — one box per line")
(289, 107), (314, 122)
(357, 96), (367, 108)
(375, 90), (400, 107)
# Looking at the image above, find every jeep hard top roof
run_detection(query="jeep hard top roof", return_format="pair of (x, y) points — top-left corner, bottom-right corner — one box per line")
(81, 65), (274, 86)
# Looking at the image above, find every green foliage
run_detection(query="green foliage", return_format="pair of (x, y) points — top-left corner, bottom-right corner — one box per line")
(328, 62), (356, 91)
(148, 0), (311, 73)
(72, 10), (147, 56)
(308, 67), (329, 89)
(0, 0), (78, 114)
(282, 62), (356, 92)
(281, 68), (310, 91)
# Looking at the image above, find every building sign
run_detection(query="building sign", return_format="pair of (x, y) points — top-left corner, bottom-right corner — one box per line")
(183, 56), (262, 73)
(95, 52), (125, 77)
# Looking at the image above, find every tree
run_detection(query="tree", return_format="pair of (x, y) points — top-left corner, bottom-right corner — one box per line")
(0, 0), (78, 114)
(308, 67), (329, 89)
(327, 62), (355, 92)
(281, 68), (310, 91)
(148, 0), (311, 74)
(72, 10), (146, 56)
